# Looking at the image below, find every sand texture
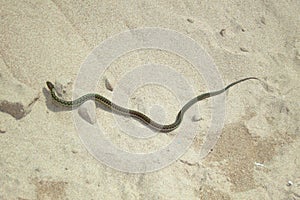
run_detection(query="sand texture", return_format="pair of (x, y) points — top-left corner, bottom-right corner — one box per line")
(0, 1), (299, 199)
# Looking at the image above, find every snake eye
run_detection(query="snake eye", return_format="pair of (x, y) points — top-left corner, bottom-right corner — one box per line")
(46, 81), (55, 90)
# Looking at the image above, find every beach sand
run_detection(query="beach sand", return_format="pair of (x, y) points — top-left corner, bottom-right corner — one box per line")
(0, 1), (299, 199)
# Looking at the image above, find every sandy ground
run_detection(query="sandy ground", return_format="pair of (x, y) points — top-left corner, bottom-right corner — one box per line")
(0, 1), (299, 199)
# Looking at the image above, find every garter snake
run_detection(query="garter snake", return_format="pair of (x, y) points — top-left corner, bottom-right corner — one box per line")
(46, 77), (259, 132)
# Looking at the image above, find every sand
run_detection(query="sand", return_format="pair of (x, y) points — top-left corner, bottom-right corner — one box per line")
(0, 1), (299, 199)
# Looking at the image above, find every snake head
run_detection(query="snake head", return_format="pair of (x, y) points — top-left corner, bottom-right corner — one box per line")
(46, 81), (55, 90)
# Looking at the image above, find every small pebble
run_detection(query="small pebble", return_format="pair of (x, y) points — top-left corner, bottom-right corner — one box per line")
(0, 129), (6, 134)
(261, 17), (266, 25)
(105, 78), (114, 91)
(71, 149), (78, 154)
(192, 114), (203, 122)
(240, 47), (249, 52)
(254, 162), (264, 167)
(220, 29), (226, 37)
(287, 180), (293, 186)
(55, 78), (72, 96)
(35, 168), (40, 172)
(187, 18), (194, 23)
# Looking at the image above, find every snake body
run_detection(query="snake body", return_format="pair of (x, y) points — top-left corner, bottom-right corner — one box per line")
(46, 77), (258, 132)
